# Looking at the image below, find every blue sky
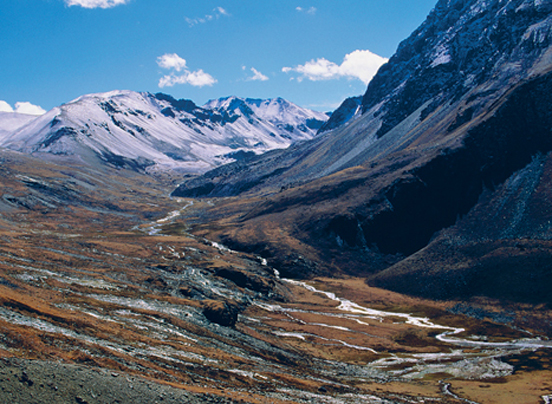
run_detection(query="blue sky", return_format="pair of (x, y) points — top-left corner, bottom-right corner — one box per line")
(1, 0), (436, 114)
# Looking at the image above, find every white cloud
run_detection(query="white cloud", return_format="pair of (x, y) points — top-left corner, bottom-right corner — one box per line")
(184, 70), (217, 87)
(64, 0), (130, 9)
(186, 7), (230, 27)
(0, 101), (14, 113)
(283, 58), (339, 81)
(157, 53), (217, 88)
(158, 72), (217, 88)
(282, 49), (388, 85)
(296, 6), (317, 15)
(15, 102), (47, 115)
(157, 53), (188, 72)
(340, 50), (388, 84)
(0, 101), (46, 115)
(215, 7), (229, 16)
(247, 67), (269, 82)
(158, 75), (180, 88)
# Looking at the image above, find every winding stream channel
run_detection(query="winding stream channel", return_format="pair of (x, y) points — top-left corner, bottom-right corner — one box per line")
(282, 279), (552, 351)
(139, 200), (552, 400)
(133, 200), (195, 236)
(252, 279), (552, 402)
(264, 279), (552, 352)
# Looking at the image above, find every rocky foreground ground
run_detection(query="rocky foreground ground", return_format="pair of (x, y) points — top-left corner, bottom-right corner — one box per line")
(0, 357), (242, 404)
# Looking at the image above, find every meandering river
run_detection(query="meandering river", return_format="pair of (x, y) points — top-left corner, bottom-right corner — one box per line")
(139, 200), (552, 383)
(253, 278), (552, 381)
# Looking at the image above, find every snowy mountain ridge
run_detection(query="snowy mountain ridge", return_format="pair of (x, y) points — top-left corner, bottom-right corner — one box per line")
(0, 90), (328, 174)
(0, 111), (39, 139)
(205, 96), (329, 132)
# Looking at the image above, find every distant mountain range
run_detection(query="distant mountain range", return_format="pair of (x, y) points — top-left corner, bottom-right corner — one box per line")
(0, 91), (328, 174)
(172, 0), (552, 304)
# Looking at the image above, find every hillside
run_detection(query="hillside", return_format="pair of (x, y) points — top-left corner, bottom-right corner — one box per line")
(172, 0), (552, 304)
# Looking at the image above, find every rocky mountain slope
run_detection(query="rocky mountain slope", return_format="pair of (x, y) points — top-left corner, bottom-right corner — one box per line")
(316, 96), (362, 134)
(0, 91), (327, 174)
(172, 0), (552, 303)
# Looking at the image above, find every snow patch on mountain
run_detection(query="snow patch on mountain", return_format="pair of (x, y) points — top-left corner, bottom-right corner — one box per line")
(430, 44), (452, 67)
(523, 15), (552, 44)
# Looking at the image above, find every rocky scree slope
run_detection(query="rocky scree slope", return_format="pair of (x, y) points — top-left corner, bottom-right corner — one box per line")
(0, 91), (327, 174)
(172, 0), (552, 303)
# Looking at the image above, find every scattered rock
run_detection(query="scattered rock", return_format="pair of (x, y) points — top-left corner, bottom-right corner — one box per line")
(19, 371), (33, 386)
(214, 267), (273, 294)
(202, 299), (243, 327)
(144, 276), (169, 290)
(178, 285), (194, 297)
(0, 358), (235, 404)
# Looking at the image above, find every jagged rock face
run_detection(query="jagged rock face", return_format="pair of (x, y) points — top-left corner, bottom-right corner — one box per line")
(174, 0), (552, 303)
(362, 0), (552, 138)
(366, 72), (552, 302)
(345, 73), (552, 257)
(317, 96), (362, 134)
(369, 155), (552, 304)
(0, 92), (328, 174)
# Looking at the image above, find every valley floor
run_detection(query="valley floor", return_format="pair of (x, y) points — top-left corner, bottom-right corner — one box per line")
(0, 156), (551, 403)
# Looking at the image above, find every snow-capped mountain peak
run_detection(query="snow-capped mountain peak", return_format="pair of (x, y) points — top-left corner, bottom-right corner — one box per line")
(204, 96), (328, 133)
(0, 91), (329, 174)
